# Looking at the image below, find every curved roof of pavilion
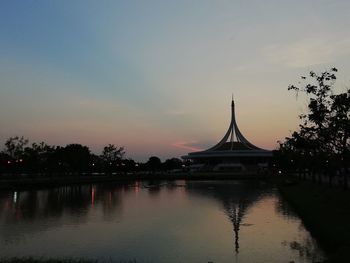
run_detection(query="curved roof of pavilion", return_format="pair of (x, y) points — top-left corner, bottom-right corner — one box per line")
(183, 99), (273, 159)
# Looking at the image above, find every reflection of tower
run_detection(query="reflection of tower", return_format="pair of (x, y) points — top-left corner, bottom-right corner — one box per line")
(223, 199), (249, 254)
(186, 181), (265, 255)
(186, 181), (264, 255)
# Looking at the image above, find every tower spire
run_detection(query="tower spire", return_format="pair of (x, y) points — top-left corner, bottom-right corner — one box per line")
(206, 97), (264, 151)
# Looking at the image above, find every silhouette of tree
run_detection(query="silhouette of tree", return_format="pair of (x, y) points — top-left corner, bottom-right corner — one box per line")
(280, 68), (350, 187)
(3, 136), (29, 159)
(100, 144), (125, 163)
(60, 144), (92, 173)
(329, 90), (350, 187)
(1, 136), (29, 173)
(122, 158), (136, 174)
(100, 144), (125, 173)
(162, 158), (183, 171)
(91, 154), (104, 172)
(46, 146), (65, 173)
(0, 137), (190, 177)
(0, 152), (11, 174)
(23, 142), (55, 173)
(147, 156), (161, 173)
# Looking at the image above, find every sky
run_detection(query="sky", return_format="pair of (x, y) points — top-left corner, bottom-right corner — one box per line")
(1, 0), (350, 161)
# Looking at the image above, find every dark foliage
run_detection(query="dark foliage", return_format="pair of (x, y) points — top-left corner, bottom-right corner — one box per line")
(277, 68), (350, 188)
(0, 139), (185, 176)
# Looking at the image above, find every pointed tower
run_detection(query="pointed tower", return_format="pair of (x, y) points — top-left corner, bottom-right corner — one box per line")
(182, 97), (272, 172)
(207, 98), (264, 151)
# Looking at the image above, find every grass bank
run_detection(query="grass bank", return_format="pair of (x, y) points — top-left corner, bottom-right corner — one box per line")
(278, 178), (350, 262)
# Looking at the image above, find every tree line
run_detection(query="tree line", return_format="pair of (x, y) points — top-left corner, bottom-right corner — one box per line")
(275, 67), (349, 188)
(1, 67), (348, 181)
(0, 138), (184, 175)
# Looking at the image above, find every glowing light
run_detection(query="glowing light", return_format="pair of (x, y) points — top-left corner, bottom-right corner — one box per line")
(91, 187), (95, 206)
(13, 192), (17, 204)
(135, 181), (140, 195)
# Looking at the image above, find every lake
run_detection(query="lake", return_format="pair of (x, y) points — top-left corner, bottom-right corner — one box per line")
(0, 180), (325, 262)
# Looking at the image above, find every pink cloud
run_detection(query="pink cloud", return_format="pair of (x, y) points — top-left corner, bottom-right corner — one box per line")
(172, 141), (202, 152)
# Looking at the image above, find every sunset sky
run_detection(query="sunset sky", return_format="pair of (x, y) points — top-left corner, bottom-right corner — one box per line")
(1, 0), (350, 161)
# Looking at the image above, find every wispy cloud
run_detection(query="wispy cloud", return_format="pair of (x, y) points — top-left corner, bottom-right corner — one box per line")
(172, 141), (203, 152)
(262, 37), (350, 68)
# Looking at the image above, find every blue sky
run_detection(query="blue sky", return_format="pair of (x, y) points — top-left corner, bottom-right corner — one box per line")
(1, 0), (350, 160)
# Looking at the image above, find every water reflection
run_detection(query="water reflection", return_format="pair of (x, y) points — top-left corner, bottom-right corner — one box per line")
(0, 180), (325, 262)
(275, 197), (299, 220)
(0, 183), (134, 242)
(186, 181), (268, 254)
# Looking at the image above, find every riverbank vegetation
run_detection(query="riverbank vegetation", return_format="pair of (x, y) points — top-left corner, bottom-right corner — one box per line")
(275, 68), (349, 188)
(275, 68), (350, 262)
(0, 138), (185, 176)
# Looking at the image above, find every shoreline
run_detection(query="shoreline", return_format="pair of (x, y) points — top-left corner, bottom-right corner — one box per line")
(278, 178), (350, 263)
(0, 173), (269, 191)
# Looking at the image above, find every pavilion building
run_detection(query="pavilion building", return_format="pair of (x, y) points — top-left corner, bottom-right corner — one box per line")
(182, 98), (273, 172)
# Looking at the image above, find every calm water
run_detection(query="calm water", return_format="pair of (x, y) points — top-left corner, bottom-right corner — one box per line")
(0, 180), (325, 262)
